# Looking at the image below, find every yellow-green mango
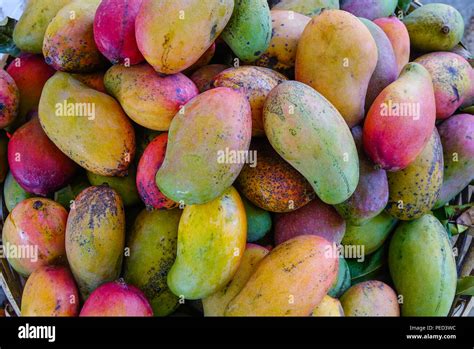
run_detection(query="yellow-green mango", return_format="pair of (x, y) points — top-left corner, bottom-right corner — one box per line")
(263, 80), (359, 205)
(124, 209), (182, 316)
(167, 187), (247, 300)
(270, 0), (339, 16)
(312, 295), (344, 317)
(39, 72), (135, 177)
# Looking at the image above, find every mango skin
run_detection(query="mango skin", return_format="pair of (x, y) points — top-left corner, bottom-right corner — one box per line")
(203, 244), (269, 316)
(135, 0), (234, 74)
(0, 69), (19, 129)
(221, 0), (271, 62)
(39, 72), (136, 177)
(328, 257), (351, 298)
(71, 72), (106, 93)
(363, 63), (436, 171)
(21, 265), (79, 317)
(270, 0), (339, 16)
(13, 0), (72, 54)
(3, 172), (33, 212)
(156, 87), (252, 205)
(124, 209), (182, 316)
(386, 130), (444, 221)
(296, 9), (378, 127)
(435, 114), (474, 208)
(225, 235), (338, 316)
(104, 64), (198, 131)
(236, 139), (315, 213)
(65, 186), (125, 298)
(263, 80), (359, 205)
(415, 52), (473, 120)
(167, 187), (247, 300)
(340, 280), (400, 316)
(190, 64), (230, 93)
(388, 214), (457, 316)
(254, 10), (310, 76)
(213, 66), (287, 136)
(43, 0), (107, 72)
(241, 198), (272, 243)
(403, 3), (464, 53)
(312, 295), (344, 317)
(340, 0), (397, 21)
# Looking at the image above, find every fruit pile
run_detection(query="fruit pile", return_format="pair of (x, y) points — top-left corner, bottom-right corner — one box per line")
(0, 0), (473, 317)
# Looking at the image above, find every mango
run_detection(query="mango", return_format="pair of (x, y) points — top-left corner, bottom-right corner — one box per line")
(340, 0), (397, 20)
(124, 209), (182, 316)
(203, 244), (269, 316)
(435, 114), (474, 207)
(296, 9), (378, 127)
(341, 280), (400, 316)
(328, 257), (351, 298)
(403, 3), (464, 52)
(312, 296), (344, 317)
(241, 198), (272, 243)
(167, 187), (247, 300)
(21, 265), (79, 317)
(0, 69), (19, 129)
(415, 52), (473, 119)
(236, 139), (315, 213)
(156, 87), (252, 205)
(104, 64), (198, 131)
(270, 0), (339, 16)
(43, 0), (107, 72)
(135, 0), (234, 74)
(363, 63), (436, 171)
(65, 186), (125, 298)
(184, 43), (216, 74)
(2, 198), (67, 276)
(386, 130), (444, 220)
(225, 235), (338, 316)
(388, 214), (457, 316)
(190, 64), (230, 93)
(54, 175), (90, 210)
(39, 72), (136, 177)
(263, 80), (359, 205)
(13, 0), (72, 54)
(213, 66), (286, 136)
(3, 172), (33, 212)
(71, 72), (106, 93)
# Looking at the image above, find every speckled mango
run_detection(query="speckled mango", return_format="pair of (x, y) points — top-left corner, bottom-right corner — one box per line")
(155, 87), (251, 205)
(65, 186), (125, 298)
(386, 130), (444, 221)
(43, 0), (107, 72)
(190, 64), (230, 93)
(135, 0), (234, 74)
(167, 187), (247, 300)
(124, 209), (182, 316)
(225, 235), (338, 316)
(213, 66), (287, 136)
(312, 295), (344, 317)
(389, 214), (457, 316)
(296, 9), (378, 127)
(0, 69), (19, 129)
(39, 72), (136, 177)
(263, 80), (359, 205)
(235, 139), (315, 213)
(270, 0), (339, 16)
(340, 0), (397, 20)
(104, 64), (198, 131)
(203, 243), (269, 316)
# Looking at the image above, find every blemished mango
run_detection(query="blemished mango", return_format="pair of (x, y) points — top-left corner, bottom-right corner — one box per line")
(39, 72), (136, 177)
(363, 63), (436, 171)
(167, 187), (247, 300)
(270, 0), (339, 16)
(225, 235), (338, 316)
(203, 244), (269, 316)
(340, 0), (397, 21)
(66, 186), (125, 298)
(190, 64), (230, 93)
(312, 296), (344, 317)
(0, 69), (19, 129)
(263, 80), (359, 205)
(295, 9), (378, 127)
(389, 214), (457, 316)
(386, 130), (444, 221)
(135, 0), (234, 74)
(156, 87), (252, 205)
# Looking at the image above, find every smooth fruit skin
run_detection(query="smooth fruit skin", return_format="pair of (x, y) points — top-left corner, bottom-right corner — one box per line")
(328, 257), (351, 298)
(225, 235), (338, 316)
(167, 187), (247, 300)
(388, 214), (457, 316)
(190, 64), (230, 93)
(312, 295), (344, 317)
(403, 3), (464, 52)
(8, 117), (77, 196)
(386, 130), (444, 221)
(3, 172), (32, 212)
(340, 280), (400, 316)
(93, 0), (144, 65)
(241, 198), (272, 243)
(0, 69), (19, 129)
(363, 63), (436, 171)
(65, 186), (125, 298)
(71, 72), (106, 93)
(270, 0), (339, 16)
(80, 280), (153, 317)
(135, 0), (234, 74)
(21, 265), (79, 317)
(263, 80), (359, 205)
(295, 9), (378, 127)
(2, 198), (67, 277)
(340, 0), (397, 20)
(435, 114), (474, 208)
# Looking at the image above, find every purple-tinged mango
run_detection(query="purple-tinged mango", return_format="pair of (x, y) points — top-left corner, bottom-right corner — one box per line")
(0, 69), (19, 129)
(270, 0), (339, 16)
(340, 0), (397, 20)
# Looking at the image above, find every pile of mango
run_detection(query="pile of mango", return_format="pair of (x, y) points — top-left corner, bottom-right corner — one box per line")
(0, 0), (473, 317)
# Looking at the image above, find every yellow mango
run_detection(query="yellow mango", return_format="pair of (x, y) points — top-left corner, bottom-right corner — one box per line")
(312, 295), (344, 317)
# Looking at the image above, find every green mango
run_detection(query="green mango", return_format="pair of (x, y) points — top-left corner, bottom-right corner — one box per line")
(3, 172), (32, 212)
(328, 257), (351, 298)
(53, 174), (90, 209)
(241, 196), (272, 242)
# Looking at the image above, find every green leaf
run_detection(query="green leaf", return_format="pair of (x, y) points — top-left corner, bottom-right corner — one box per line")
(346, 244), (387, 283)
(456, 276), (474, 296)
(397, 0), (411, 13)
(0, 17), (20, 57)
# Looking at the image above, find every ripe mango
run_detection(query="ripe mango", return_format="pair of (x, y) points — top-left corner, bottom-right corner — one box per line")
(270, 0), (339, 16)
(312, 296), (344, 317)
(0, 69), (19, 129)
(3, 172), (32, 212)
(190, 64), (230, 93)
(340, 0), (397, 20)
